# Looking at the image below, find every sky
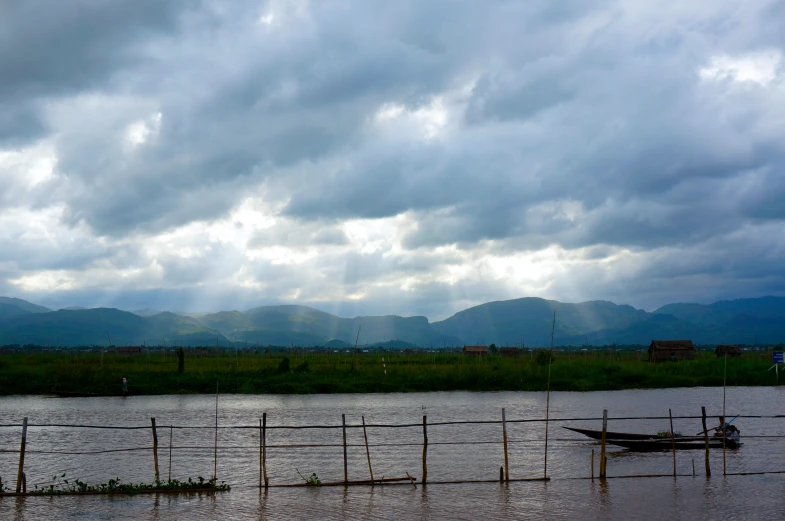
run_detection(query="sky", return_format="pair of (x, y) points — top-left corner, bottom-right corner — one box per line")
(1, 0), (785, 320)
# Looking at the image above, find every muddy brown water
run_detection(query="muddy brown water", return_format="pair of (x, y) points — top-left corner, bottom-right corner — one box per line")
(1, 387), (784, 519)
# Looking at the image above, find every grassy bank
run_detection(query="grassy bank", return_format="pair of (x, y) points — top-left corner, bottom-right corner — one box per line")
(0, 350), (778, 395)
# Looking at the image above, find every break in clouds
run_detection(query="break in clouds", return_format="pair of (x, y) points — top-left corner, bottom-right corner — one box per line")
(2, 0), (785, 319)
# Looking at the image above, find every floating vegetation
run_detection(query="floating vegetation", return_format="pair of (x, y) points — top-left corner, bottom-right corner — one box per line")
(20, 474), (230, 496)
(296, 469), (322, 486)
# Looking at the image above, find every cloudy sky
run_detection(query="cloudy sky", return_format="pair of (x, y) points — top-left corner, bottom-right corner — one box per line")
(2, 0), (784, 319)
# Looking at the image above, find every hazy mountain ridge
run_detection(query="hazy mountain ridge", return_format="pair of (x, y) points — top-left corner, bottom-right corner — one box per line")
(0, 296), (784, 347)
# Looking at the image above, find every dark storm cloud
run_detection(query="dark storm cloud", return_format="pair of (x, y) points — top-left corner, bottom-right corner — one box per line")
(2, 0), (785, 316)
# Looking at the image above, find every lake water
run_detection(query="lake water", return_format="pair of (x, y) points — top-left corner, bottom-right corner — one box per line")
(1, 387), (784, 519)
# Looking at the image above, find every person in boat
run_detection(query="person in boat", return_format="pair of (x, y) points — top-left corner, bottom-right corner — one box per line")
(713, 416), (728, 436)
(728, 425), (741, 444)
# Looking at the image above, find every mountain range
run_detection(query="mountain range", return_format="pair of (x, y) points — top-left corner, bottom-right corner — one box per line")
(0, 295), (783, 347)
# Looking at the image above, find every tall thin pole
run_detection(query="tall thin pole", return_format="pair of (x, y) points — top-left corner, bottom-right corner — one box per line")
(422, 415), (428, 484)
(701, 406), (711, 476)
(16, 417), (27, 493)
(262, 413), (268, 488)
(722, 351), (727, 475)
(362, 416), (374, 484)
(168, 425), (173, 482)
(342, 414), (348, 483)
(502, 408), (509, 482)
(668, 409), (676, 478)
(544, 311), (555, 480)
(214, 382), (219, 480)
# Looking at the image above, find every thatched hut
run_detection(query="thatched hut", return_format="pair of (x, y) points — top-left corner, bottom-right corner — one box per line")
(648, 340), (694, 362)
(715, 344), (742, 358)
(499, 347), (521, 357)
(463, 345), (488, 357)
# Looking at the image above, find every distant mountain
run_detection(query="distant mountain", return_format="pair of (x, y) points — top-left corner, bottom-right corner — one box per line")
(431, 298), (649, 347)
(1, 295), (785, 347)
(0, 297), (50, 314)
(200, 305), (460, 346)
(0, 307), (228, 347)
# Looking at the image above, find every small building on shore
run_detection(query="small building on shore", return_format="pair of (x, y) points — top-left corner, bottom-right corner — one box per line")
(715, 344), (742, 358)
(463, 345), (488, 357)
(499, 347), (521, 357)
(648, 340), (694, 362)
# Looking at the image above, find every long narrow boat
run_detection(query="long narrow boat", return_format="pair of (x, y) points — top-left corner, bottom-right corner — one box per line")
(563, 426), (660, 440)
(606, 438), (742, 451)
(564, 426), (742, 450)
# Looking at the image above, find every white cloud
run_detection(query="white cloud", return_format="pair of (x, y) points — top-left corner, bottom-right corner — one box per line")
(700, 50), (782, 86)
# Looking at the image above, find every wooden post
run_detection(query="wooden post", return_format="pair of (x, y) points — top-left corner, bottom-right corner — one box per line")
(591, 449), (595, 480)
(213, 383), (218, 480)
(701, 406), (711, 477)
(16, 417), (27, 493)
(342, 414), (348, 484)
(502, 408), (509, 482)
(422, 415), (428, 485)
(262, 413), (269, 488)
(499, 466), (504, 482)
(362, 416), (374, 484)
(668, 409), (676, 478)
(151, 417), (160, 482)
(168, 426), (173, 482)
(599, 409), (607, 479)
(692, 459), (695, 476)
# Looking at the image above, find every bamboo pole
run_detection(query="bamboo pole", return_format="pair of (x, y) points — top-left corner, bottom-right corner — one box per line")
(259, 418), (263, 489)
(422, 415), (428, 485)
(213, 383), (219, 480)
(591, 449), (595, 480)
(701, 406), (711, 477)
(722, 352), (727, 476)
(502, 408), (509, 482)
(15, 417), (27, 493)
(668, 409), (676, 478)
(362, 416), (374, 484)
(692, 459), (695, 476)
(263, 413), (269, 488)
(151, 417), (160, 482)
(544, 311), (555, 480)
(599, 409), (607, 479)
(168, 426), (173, 482)
(342, 414), (348, 484)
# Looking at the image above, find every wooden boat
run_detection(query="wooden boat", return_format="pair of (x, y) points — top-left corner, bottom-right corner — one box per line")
(606, 437), (741, 451)
(564, 426), (742, 450)
(563, 426), (661, 440)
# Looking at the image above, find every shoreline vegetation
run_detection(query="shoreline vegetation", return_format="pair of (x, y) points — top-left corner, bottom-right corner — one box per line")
(0, 349), (780, 395)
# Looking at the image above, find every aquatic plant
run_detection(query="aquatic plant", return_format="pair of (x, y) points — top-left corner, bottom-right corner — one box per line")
(296, 469), (321, 486)
(26, 474), (230, 495)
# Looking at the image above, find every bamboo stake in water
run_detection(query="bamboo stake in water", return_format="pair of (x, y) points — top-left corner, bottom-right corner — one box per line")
(723, 352), (727, 475)
(342, 414), (348, 484)
(502, 408), (509, 482)
(543, 311), (555, 480)
(262, 413), (269, 488)
(591, 449), (595, 480)
(422, 415), (428, 484)
(599, 409), (608, 479)
(15, 417), (27, 493)
(151, 417), (160, 482)
(668, 409), (676, 478)
(214, 383), (219, 480)
(168, 426), (173, 482)
(701, 406), (711, 477)
(362, 416), (374, 484)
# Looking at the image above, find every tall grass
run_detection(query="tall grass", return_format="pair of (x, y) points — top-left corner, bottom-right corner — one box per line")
(0, 350), (777, 395)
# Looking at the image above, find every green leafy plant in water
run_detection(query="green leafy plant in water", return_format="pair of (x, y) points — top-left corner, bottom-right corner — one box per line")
(24, 474), (230, 495)
(296, 469), (321, 486)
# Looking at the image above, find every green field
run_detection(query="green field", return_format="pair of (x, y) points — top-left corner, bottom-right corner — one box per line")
(0, 349), (779, 395)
